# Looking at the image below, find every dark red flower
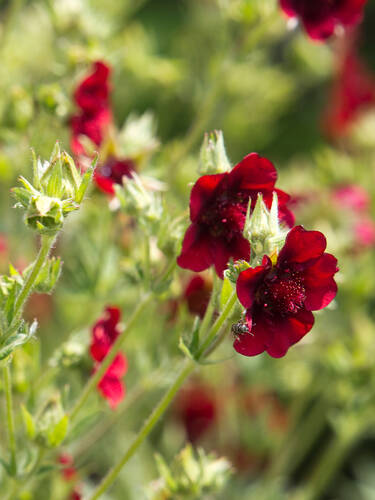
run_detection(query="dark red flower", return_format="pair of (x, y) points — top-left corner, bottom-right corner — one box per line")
(175, 383), (217, 443)
(90, 307), (127, 409)
(184, 274), (213, 318)
(94, 157), (135, 195)
(177, 153), (294, 278)
(280, 0), (368, 40)
(234, 226), (338, 358)
(70, 487), (82, 500)
(70, 108), (112, 157)
(323, 35), (375, 137)
(90, 307), (121, 362)
(74, 61), (111, 114)
(97, 353), (128, 409)
(58, 453), (77, 481)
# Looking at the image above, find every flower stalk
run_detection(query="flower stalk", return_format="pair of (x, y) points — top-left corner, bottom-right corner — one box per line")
(88, 290), (237, 499)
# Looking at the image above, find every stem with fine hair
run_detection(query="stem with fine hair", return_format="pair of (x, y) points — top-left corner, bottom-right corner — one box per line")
(88, 290), (237, 500)
(69, 293), (153, 421)
(3, 363), (16, 476)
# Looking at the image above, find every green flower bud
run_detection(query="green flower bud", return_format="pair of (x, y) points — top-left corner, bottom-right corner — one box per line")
(199, 130), (231, 175)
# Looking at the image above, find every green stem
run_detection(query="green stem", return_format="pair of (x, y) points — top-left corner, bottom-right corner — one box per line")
(3, 363), (16, 476)
(11, 234), (55, 329)
(196, 291), (237, 359)
(69, 293), (153, 421)
(5, 446), (45, 500)
(89, 360), (195, 500)
(87, 291), (237, 500)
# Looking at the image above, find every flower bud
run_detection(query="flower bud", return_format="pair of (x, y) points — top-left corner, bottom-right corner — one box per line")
(198, 130), (231, 175)
(118, 112), (159, 162)
(243, 192), (288, 264)
(12, 143), (94, 235)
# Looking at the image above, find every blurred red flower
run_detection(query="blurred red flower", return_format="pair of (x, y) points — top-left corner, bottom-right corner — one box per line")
(58, 453), (77, 481)
(323, 37), (375, 138)
(70, 61), (135, 195)
(74, 61), (111, 114)
(355, 218), (375, 247)
(280, 0), (368, 41)
(177, 153), (294, 278)
(175, 382), (217, 443)
(234, 226), (338, 358)
(94, 157), (135, 195)
(90, 307), (128, 409)
(332, 184), (370, 212)
(184, 274), (213, 318)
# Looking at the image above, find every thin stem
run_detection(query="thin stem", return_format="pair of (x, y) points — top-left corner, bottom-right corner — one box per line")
(5, 446), (45, 500)
(69, 293), (153, 421)
(87, 291), (237, 500)
(3, 363), (16, 476)
(11, 234), (55, 329)
(196, 291), (237, 359)
(88, 360), (195, 500)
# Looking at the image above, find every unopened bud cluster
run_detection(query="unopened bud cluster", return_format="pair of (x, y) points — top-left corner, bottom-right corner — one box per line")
(12, 143), (94, 235)
(244, 192), (288, 265)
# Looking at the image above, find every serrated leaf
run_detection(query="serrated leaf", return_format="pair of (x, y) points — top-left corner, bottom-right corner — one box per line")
(47, 415), (69, 447)
(75, 163), (95, 204)
(21, 405), (36, 439)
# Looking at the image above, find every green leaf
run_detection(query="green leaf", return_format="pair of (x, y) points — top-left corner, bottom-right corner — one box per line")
(21, 405), (36, 439)
(47, 414), (69, 447)
(220, 277), (233, 310)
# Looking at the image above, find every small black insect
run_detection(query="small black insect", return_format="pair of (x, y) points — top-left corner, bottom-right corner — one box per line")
(231, 321), (249, 338)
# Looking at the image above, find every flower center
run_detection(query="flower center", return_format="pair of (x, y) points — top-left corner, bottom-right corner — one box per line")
(201, 192), (247, 240)
(259, 271), (306, 316)
(100, 157), (134, 185)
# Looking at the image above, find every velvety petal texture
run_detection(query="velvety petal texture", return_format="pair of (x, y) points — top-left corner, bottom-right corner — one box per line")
(280, 0), (368, 41)
(177, 153), (294, 277)
(234, 226), (338, 358)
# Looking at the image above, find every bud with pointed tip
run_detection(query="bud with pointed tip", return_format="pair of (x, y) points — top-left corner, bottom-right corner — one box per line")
(244, 192), (288, 265)
(198, 130), (231, 175)
(12, 143), (94, 235)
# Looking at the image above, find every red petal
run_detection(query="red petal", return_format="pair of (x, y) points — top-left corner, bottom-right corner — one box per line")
(94, 171), (115, 195)
(279, 0), (297, 17)
(106, 353), (128, 378)
(98, 375), (125, 409)
(278, 226), (327, 265)
(236, 264), (270, 309)
(303, 253), (338, 310)
(230, 153), (277, 191)
(190, 174), (225, 222)
(303, 16), (336, 41)
(233, 311), (269, 357)
(266, 309), (314, 358)
(336, 0), (367, 26)
(177, 224), (213, 272)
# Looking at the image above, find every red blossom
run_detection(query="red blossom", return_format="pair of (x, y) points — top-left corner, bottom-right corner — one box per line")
(332, 184), (370, 212)
(70, 108), (112, 157)
(355, 218), (375, 247)
(280, 0), (368, 41)
(175, 383), (217, 443)
(177, 153), (294, 278)
(323, 37), (375, 138)
(58, 453), (77, 481)
(94, 157), (135, 195)
(90, 307), (128, 409)
(184, 274), (213, 318)
(234, 226), (338, 358)
(74, 61), (111, 115)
